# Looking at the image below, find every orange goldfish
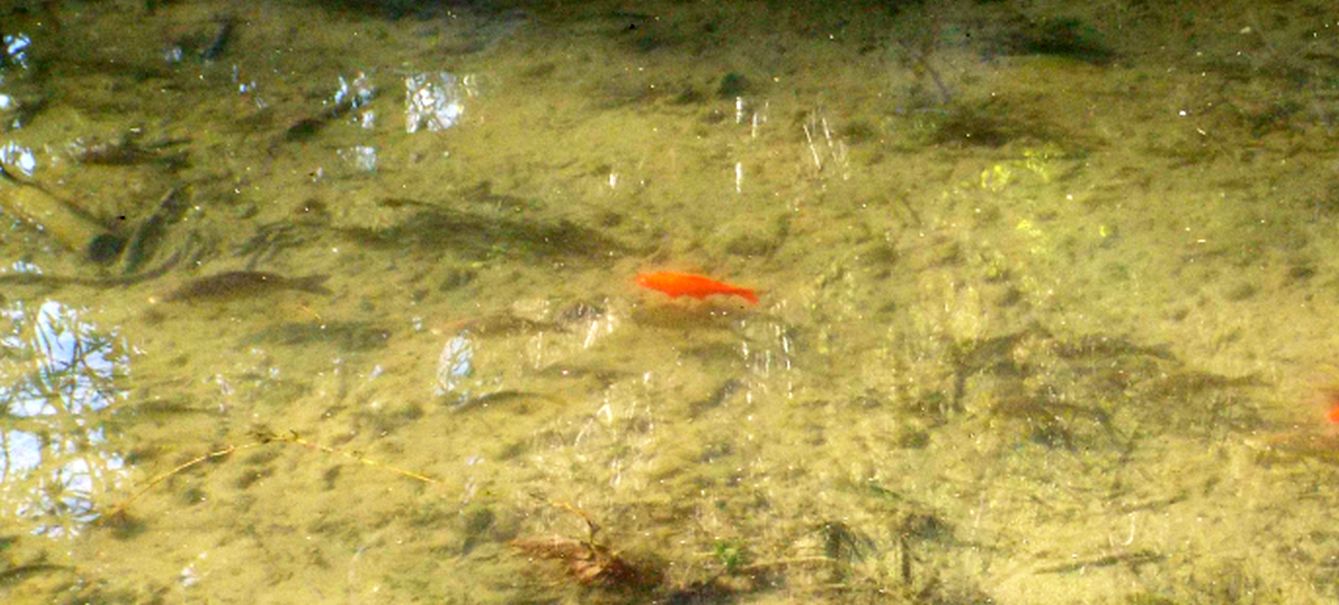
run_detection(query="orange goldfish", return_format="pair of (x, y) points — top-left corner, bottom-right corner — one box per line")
(1320, 386), (1339, 425)
(634, 271), (759, 305)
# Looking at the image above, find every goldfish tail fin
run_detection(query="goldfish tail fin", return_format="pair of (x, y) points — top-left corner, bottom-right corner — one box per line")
(737, 289), (759, 305)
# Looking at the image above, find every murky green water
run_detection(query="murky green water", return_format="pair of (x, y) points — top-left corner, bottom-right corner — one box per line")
(2, 1), (1338, 603)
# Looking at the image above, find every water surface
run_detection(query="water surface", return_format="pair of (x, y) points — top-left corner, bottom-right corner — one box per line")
(2, 1), (1338, 603)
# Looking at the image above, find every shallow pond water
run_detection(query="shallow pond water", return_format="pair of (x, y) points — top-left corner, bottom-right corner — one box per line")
(2, 1), (1338, 603)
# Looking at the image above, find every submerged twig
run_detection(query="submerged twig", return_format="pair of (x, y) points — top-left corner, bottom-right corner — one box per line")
(275, 430), (439, 485)
(101, 441), (265, 522)
(734, 556), (837, 573)
(100, 429), (439, 522)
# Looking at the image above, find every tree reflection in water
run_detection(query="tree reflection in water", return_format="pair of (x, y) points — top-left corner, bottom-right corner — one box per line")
(1, 299), (128, 537)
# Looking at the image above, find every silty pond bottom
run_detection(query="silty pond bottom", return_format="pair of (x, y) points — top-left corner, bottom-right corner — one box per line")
(2, 1), (1339, 603)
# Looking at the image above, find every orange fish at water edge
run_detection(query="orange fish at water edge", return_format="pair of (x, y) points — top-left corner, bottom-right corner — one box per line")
(634, 271), (759, 305)
(1317, 386), (1339, 425)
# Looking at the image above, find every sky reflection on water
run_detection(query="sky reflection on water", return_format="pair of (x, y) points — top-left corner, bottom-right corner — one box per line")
(1, 298), (128, 537)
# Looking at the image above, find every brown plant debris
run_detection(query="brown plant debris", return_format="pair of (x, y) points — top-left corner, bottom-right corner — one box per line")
(510, 498), (662, 590)
(510, 535), (660, 589)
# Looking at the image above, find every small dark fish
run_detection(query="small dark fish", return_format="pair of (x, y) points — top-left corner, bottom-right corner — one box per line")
(689, 378), (744, 417)
(200, 17), (235, 61)
(282, 84), (369, 143)
(0, 562), (74, 585)
(71, 134), (191, 168)
(448, 389), (561, 413)
(162, 271), (330, 302)
(123, 186), (189, 275)
(245, 320), (390, 351)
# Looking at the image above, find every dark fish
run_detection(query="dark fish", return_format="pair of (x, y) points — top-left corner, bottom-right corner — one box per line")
(447, 389), (561, 413)
(162, 271), (330, 302)
(72, 136), (189, 167)
(122, 186), (189, 275)
(200, 17), (235, 61)
(282, 82), (370, 143)
(244, 320), (390, 351)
